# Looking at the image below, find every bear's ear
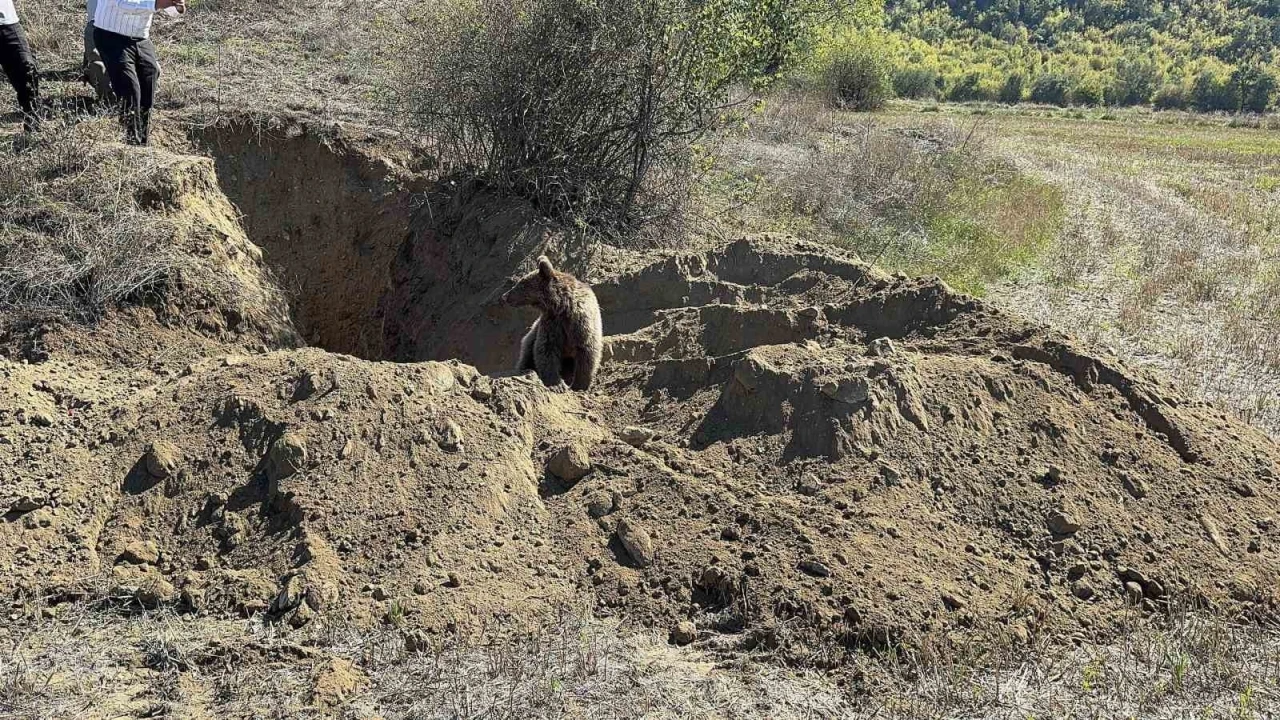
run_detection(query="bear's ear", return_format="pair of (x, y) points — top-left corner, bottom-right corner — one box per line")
(537, 256), (554, 278)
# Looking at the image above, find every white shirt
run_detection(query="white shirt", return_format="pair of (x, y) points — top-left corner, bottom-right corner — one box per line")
(0, 0), (19, 26)
(94, 0), (156, 39)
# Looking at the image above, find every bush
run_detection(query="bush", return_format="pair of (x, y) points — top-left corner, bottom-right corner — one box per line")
(1191, 66), (1241, 112)
(1071, 74), (1107, 106)
(1233, 64), (1278, 113)
(998, 72), (1025, 103)
(1152, 83), (1189, 110)
(893, 66), (940, 99)
(1111, 54), (1162, 105)
(819, 35), (893, 111)
(946, 71), (998, 102)
(397, 0), (781, 227)
(1029, 72), (1072, 106)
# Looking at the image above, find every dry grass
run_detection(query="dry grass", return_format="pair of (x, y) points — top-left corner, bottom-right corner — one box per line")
(1, 599), (1278, 719)
(900, 104), (1280, 434)
(700, 89), (1064, 296)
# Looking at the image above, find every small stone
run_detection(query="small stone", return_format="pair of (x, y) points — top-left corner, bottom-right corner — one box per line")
(586, 491), (615, 518)
(194, 555), (214, 571)
(404, 629), (430, 653)
(1047, 508), (1080, 535)
(616, 518), (655, 568)
(1144, 579), (1166, 599)
(265, 433), (308, 485)
(144, 441), (180, 479)
(21, 509), (52, 530)
(548, 444), (592, 482)
(1066, 563), (1088, 581)
(619, 426), (655, 447)
(1045, 465), (1065, 484)
(413, 580), (431, 595)
(273, 574), (306, 613)
(941, 592), (966, 610)
(1123, 581), (1144, 604)
(798, 559), (831, 577)
(371, 586), (389, 601)
(1232, 481), (1256, 498)
(1122, 474), (1149, 499)
(879, 464), (902, 486)
(720, 525), (741, 541)
(9, 494), (46, 514)
(821, 377), (871, 405)
(445, 572), (462, 588)
(118, 540), (160, 566)
(868, 337), (895, 356)
(28, 410), (54, 427)
(797, 475), (822, 496)
(1071, 581), (1095, 600)
(670, 620), (697, 646)
(438, 420), (463, 453)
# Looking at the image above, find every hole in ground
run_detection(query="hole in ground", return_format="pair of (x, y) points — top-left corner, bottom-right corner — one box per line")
(189, 120), (544, 373)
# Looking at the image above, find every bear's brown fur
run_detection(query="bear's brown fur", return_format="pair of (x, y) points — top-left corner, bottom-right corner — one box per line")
(501, 255), (603, 391)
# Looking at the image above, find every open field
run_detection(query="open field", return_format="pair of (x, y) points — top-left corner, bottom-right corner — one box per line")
(704, 95), (1280, 435)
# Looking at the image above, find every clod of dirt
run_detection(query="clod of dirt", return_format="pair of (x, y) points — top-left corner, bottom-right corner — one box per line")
(670, 620), (697, 646)
(548, 444), (592, 482)
(1047, 507), (1082, 535)
(265, 433), (307, 485)
(620, 426), (656, 447)
(616, 518), (655, 567)
(587, 491), (616, 518)
(144, 441), (180, 479)
(310, 657), (365, 708)
(118, 540), (160, 566)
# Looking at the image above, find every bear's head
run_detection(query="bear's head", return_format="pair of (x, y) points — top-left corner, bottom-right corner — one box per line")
(501, 255), (561, 309)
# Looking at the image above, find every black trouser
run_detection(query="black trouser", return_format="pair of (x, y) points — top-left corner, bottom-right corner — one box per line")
(93, 27), (159, 145)
(0, 23), (39, 127)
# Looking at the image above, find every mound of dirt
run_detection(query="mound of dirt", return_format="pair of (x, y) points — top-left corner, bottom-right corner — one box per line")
(3, 132), (1279, 675)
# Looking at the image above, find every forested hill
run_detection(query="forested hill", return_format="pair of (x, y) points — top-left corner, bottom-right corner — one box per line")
(877, 0), (1280, 110)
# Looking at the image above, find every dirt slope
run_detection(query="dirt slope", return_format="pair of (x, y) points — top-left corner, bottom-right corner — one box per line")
(2, 134), (1279, 679)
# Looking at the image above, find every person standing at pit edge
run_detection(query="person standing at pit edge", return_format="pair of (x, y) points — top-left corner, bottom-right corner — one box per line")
(0, 0), (40, 133)
(93, 0), (183, 145)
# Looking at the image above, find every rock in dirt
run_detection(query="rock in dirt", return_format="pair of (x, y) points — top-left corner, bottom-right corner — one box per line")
(8, 494), (46, 514)
(27, 410), (54, 427)
(118, 540), (160, 566)
(548, 444), (592, 482)
(619, 426), (656, 447)
(144, 441), (180, 479)
(616, 518), (655, 567)
(586, 491), (615, 518)
(1071, 581), (1095, 600)
(265, 433), (307, 484)
(1123, 581), (1144, 605)
(272, 574), (306, 613)
(670, 620), (697, 646)
(438, 420), (463, 453)
(1047, 508), (1081, 535)
(799, 559), (832, 577)
(1122, 474), (1149, 499)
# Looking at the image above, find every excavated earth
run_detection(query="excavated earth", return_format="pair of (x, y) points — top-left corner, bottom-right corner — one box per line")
(3, 120), (1280, 680)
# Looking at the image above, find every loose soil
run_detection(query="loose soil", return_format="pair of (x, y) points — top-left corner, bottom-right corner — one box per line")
(3, 121), (1279, 688)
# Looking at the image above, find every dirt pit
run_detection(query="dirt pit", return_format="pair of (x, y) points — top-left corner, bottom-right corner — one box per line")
(3, 125), (1280, 677)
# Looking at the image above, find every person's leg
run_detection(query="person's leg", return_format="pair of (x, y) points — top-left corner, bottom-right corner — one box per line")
(0, 23), (40, 130)
(94, 28), (142, 143)
(134, 38), (159, 145)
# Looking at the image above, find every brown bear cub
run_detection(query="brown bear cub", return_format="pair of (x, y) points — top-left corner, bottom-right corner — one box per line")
(501, 255), (603, 391)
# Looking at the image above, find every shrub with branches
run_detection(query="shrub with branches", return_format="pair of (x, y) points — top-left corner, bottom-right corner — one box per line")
(395, 0), (809, 229)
